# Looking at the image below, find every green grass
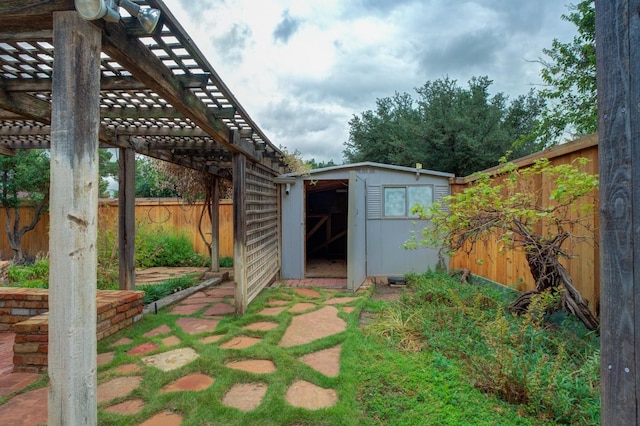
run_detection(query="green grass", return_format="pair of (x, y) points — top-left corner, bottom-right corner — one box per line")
(5, 272), (598, 424)
(95, 286), (368, 426)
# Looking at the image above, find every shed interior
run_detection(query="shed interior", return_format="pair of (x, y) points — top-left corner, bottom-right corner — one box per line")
(304, 179), (348, 278)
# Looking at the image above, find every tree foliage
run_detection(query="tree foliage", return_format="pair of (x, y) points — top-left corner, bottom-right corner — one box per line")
(344, 76), (545, 176)
(0, 150), (50, 263)
(407, 157), (599, 330)
(530, 0), (596, 145)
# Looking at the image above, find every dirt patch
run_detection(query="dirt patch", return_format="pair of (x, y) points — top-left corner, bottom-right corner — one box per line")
(359, 281), (408, 327)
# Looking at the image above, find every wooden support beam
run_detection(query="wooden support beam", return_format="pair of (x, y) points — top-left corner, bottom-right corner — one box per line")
(233, 150), (248, 315)
(101, 22), (257, 159)
(119, 147), (136, 291)
(596, 0), (640, 424)
(48, 11), (100, 425)
(0, 145), (15, 156)
(1, 74), (211, 92)
(0, 84), (51, 124)
(210, 176), (220, 273)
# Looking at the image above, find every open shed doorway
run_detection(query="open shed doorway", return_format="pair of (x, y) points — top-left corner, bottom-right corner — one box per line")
(305, 179), (348, 278)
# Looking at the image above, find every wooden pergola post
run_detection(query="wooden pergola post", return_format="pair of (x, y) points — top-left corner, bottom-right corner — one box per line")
(49, 11), (101, 425)
(210, 175), (220, 272)
(233, 149), (248, 314)
(119, 146), (136, 290)
(596, 0), (640, 424)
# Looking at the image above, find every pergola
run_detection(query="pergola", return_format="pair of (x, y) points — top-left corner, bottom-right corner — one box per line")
(0, 1), (285, 422)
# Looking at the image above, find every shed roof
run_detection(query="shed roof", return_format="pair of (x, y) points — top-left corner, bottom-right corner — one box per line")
(278, 161), (455, 179)
(0, 0), (285, 176)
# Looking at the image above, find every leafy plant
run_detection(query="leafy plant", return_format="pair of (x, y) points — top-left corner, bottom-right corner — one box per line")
(7, 258), (49, 288)
(135, 224), (207, 269)
(219, 256), (233, 268)
(365, 271), (600, 424)
(137, 275), (198, 305)
(407, 157), (599, 330)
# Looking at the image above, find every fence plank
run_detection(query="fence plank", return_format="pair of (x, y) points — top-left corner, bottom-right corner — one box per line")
(0, 199), (234, 262)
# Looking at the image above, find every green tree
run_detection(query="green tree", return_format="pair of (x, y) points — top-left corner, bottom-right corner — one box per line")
(529, 0), (596, 145)
(344, 77), (545, 176)
(134, 156), (179, 198)
(305, 158), (338, 169)
(407, 158), (599, 330)
(0, 150), (49, 263)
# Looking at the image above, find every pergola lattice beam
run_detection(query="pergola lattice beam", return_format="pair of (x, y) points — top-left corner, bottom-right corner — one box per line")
(100, 21), (256, 158)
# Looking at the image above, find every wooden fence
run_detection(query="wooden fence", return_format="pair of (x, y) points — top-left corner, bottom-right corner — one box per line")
(449, 134), (600, 311)
(0, 198), (234, 261)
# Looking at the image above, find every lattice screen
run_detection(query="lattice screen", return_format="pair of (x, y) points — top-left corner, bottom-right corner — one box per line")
(245, 162), (279, 304)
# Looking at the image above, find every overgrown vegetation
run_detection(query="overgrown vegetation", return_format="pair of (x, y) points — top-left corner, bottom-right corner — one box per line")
(6, 258), (49, 288)
(363, 272), (600, 424)
(137, 275), (199, 305)
(408, 157), (599, 330)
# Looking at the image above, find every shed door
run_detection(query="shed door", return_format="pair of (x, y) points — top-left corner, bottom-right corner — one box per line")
(347, 171), (366, 292)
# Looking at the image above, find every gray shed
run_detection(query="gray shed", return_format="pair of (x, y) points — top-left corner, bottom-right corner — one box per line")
(276, 162), (453, 292)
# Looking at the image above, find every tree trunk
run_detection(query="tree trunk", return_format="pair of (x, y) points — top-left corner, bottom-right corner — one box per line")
(509, 232), (600, 331)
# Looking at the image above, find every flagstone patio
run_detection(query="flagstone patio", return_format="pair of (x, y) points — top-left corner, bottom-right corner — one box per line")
(0, 277), (366, 424)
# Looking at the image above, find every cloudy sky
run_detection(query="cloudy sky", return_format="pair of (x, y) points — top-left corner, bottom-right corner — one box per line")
(167, 0), (576, 163)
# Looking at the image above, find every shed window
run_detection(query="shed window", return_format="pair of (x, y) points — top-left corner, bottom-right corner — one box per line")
(383, 185), (433, 218)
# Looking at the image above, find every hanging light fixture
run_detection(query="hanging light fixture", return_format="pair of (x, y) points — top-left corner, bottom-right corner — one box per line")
(74, 0), (161, 34)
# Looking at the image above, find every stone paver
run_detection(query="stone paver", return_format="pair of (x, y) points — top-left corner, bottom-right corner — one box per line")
(343, 306), (356, 313)
(171, 303), (207, 315)
(294, 288), (322, 298)
(143, 324), (172, 338)
(243, 321), (279, 331)
(268, 299), (290, 306)
(220, 336), (262, 350)
(206, 287), (235, 298)
(127, 342), (158, 355)
(279, 306), (345, 347)
(97, 376), (143, 403)
(299, 345), (342, 377)
(139, 411), (183, 426)
(289, 302), (316, 313)
(324, 296), (359, 305)
(116, 364), (142, 374)
(200, 334), (224, 344)
(104, 398), (145, 415)
(0, 386), (47, 425)
(258, 306), (286, 316)
(162, 335), (181, 347)
(142, 347), (199, 372)
(222, 383), (268, 412)
(97, 351), (114, 366)
(111, 337), (133, 347)
(285, 380), (338, 409)
(162, 373), (214, 392)
(176, 317), (219, 334)
(225, 359), (276, 374)
(204, 303), (235, 316)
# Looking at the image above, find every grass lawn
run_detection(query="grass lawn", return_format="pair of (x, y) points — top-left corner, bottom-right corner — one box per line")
(6, 271), (596, 425)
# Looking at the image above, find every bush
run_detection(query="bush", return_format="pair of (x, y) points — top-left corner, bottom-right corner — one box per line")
(219, 256), (233, 268)
(135, 225), (207, 268)
(366, 271), (600, 424)
(7, 259), (49, 288)
(137, 275), (198, 305)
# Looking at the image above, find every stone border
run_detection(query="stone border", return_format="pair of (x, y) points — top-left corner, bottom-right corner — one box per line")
(143, 272), (230, 315)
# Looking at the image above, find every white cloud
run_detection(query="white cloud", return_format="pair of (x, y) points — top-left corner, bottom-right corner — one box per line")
(165, 0), (576, 163)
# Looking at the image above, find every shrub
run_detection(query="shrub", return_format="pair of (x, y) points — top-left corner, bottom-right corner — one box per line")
(367, 271), (600, 424)
(137, 275), (198, 305)
(219, 256), (233, 268)
(135, 225), (207, 268)
(7, 259), (49, 288)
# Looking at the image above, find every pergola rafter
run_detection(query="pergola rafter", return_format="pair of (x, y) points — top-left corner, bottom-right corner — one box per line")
(0, 5), (286, 421)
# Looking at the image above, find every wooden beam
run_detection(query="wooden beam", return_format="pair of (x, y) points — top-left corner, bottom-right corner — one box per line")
(0, 84), (51, 124)
(0, 0), (74, 32)
(233, 150), (248, 315)
(119, 147), (136, 291)
(596, 0), (640, 424)
(0, 145), (15, 156)
(210, 176), (220, 273)
(48, 11), (100, 425)
(100, 22), (256, 159)
(1, 74), (211, 92)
